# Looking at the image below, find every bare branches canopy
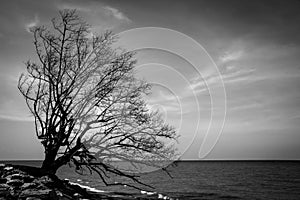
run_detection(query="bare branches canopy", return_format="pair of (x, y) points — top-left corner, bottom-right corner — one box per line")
(18, 9), (178, 187)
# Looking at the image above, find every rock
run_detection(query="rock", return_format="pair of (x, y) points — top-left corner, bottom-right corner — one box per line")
(26, 197), (43, 200)
(19, 189), (58, 199)
(0, 187), (8, 192)
(23, 175), (35, 183)
(32, 175), (53, 189)
(0, 179), (6, 184)
(7, 179), (24, 187)
(35, 176), (53, 184)
(0, 165), (112, 200)
(3, 167), (13, 171)
(0, 184), (9, 196)
(73, 192), (83, 200)
(0, 189), (11, 198)
(5, 169), (22, 177)
(21, 182), (38, 190)
(35, 184), (48, 190)
(74, 192), (84, 197)
(48, 189), (59, 199)
(62, 179), (69, 184)
(10, 173), (24, 180)
(0, 184), (10, 189)
(73, 192), (80, 196)
(56, 190), (63, 196)
(8, 188), (20, 198)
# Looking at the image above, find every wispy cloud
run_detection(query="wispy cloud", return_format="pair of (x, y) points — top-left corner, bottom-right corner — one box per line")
(60, 2), (91, 12)
(25, 14), (39, 33)
(188, 66), (256, 94)
(0, 114), (33, 122)
(103, 6), (131, 22)
(229, 102), (262, 111)
(57, 2), (131, 30)
(185, 46), (250, 94)
(146, 90), (181, 113)
(0, 99), (33, 122)
(219, 50), (243, 63)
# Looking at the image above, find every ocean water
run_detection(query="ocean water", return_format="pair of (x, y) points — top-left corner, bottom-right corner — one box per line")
(3, 160), (300, 199)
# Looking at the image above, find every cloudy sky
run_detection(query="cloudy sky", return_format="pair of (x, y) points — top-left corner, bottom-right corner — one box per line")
(0, 0), (300, 160)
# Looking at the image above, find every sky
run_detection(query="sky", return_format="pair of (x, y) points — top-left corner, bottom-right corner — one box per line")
(0, 0), (300, 160)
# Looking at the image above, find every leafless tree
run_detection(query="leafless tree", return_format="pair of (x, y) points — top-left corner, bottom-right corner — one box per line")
(18, 10), (178, 188)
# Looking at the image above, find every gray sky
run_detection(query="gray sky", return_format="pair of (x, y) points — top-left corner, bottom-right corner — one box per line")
(1, 0), (300, 160)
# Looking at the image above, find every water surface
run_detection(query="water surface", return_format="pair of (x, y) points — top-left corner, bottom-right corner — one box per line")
(3, 160), (300, 199)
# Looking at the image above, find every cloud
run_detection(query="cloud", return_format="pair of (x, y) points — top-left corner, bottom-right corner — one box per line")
(59, 2), (91, 12)
(221, 68), (256, 82)
(103, 6), (131, 22)
(56, 2), (131, 30)
(0, 99), (34, 122)
(219, 50), (243, 63)
(148, 102), (181, 114)
(188, 66), (256, 94)
(230, 102), (262, 111)
(25, 14), (39, 32)
(0, 114), (33, 122)
(146, 90), (181, 112)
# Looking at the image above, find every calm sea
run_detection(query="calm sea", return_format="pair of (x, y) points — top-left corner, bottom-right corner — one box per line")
(2, 160), (300, 200)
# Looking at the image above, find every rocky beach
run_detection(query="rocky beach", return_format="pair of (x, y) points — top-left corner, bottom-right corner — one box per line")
(0, 164), (173, 200)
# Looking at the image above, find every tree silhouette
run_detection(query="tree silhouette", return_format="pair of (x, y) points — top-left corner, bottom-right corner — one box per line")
(18, 10), (177, 188)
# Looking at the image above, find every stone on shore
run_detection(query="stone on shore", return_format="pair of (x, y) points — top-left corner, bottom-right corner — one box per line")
(0, 163), (175, 200)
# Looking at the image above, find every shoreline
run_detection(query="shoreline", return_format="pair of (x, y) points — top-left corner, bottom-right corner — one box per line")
(0, 163), (176, 200)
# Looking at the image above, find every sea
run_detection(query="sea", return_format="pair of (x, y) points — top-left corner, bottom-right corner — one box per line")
(2, 160), (300, 200)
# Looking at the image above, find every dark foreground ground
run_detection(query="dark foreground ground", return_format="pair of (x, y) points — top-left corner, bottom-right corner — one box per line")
(0, 164), (175, 200)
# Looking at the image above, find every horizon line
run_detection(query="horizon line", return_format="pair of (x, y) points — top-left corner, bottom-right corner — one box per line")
(1, 159), (300, 162)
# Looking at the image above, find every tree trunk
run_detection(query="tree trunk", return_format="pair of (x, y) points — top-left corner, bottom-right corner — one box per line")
(41, 148), (60, 174)
(41, 137), (83, 174)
